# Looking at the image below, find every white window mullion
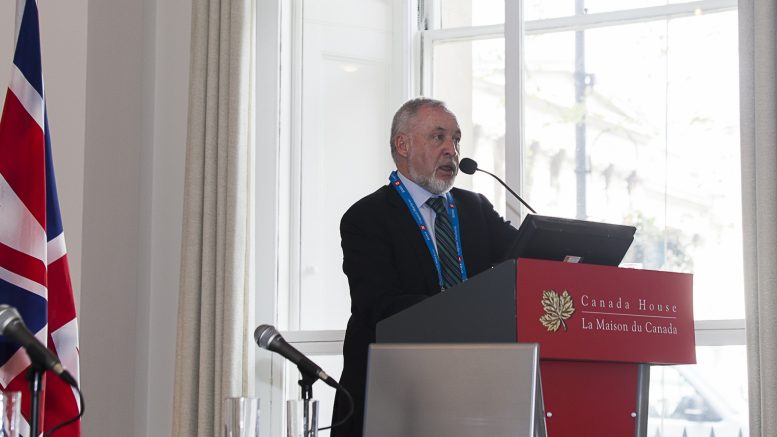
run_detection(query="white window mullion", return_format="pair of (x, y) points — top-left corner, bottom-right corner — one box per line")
(423, 24), (505, 41)
(418, 0), (440, 96)
(505, 0), (525, 224)
(393, 0), (419, 102)
(285, 0), (305, 332)
(255, 1), (289, 436)
(694, 319), (747, 346)
(420, 0), (441, 31)
(283, 330), (346, 355)
(420, 31), (433, 95)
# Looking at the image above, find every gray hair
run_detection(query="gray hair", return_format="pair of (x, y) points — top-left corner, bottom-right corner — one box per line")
(389, 97), (449, 162)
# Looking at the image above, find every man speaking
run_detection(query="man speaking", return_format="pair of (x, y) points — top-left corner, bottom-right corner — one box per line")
(331, 98), (520, 437)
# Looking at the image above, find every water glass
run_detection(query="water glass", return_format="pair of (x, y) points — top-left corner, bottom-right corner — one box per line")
(0, 391), (20, 437)
(286, 399), (318, 437)
(223, 396), (260, 437)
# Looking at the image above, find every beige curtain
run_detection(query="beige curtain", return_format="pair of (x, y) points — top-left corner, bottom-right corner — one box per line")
(172, 0), (256, 434)
(739, 0), (777, 435)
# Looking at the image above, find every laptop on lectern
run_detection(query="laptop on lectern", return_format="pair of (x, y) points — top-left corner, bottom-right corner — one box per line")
(362, 343), (547, 437)
(507, 214), (636, 266)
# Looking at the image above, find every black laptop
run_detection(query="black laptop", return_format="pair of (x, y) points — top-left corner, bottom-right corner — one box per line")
(506, 214), (636, 266)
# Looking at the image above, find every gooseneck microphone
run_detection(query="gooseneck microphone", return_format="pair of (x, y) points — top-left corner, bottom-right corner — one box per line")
(459, 157), (537, 214)
(254, 324), (336, 387)
(0, 305), (78, 387)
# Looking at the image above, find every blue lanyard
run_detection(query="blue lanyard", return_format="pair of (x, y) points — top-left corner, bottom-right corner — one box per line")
(389, 171), (468, 289)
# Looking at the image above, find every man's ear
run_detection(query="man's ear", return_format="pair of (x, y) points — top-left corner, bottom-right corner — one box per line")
(395, 134), (410, 158)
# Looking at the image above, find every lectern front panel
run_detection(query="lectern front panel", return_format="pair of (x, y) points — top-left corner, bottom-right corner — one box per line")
(363, 343), (543, 437)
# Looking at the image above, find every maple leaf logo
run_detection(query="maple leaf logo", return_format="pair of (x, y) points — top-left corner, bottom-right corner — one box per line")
(539, 289), (575, 332)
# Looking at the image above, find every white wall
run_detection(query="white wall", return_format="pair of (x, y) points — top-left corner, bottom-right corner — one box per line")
(1, 0), (189, 436)
(80, 1), (146, 434)
(147, 0), (190, 434)
(80, 0), (189, 435)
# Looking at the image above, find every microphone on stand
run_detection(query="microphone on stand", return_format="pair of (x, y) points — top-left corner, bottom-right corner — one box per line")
(0, 304), (78, 387)
(254, 324), (354, 431)
(459, 157), (537, 214)
(254, 324), (337, 388)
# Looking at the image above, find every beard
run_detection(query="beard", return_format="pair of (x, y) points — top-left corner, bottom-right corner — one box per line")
(407, 157), (458, 195)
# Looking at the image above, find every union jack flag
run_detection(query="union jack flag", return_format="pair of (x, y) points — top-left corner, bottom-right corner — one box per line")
(0, 0), (81, 436)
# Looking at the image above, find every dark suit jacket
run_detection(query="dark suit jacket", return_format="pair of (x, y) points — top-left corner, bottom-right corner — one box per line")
(331, 183), (520, 437)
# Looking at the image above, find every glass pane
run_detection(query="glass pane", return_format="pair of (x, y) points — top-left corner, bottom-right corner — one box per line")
(584, 0), (670, 15)
(284, 355), (344, 437)
(523, 11), (743, 319)
(581, 0), (718, 15)
(523, 30), (577, 215)
(524, 0), (576, 21)
(299, 0), (397, 330)
(431, 37), (507, 216)
(440, 0), (504, 28)
(649, 345), (748, 437)
(664, 12), (742, 321)
(523, 0), (720, 21)
(523, 1), (718, 24)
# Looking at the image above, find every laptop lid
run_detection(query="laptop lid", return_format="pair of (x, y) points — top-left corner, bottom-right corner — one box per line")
(506, 214), (636, 266)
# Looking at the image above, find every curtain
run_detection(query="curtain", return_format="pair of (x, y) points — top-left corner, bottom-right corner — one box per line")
(172, 0), (256, 434)
(738, 0), (777, 435)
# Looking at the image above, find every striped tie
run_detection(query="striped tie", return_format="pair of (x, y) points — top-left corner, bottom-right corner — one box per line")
(426, 197), (462, 289)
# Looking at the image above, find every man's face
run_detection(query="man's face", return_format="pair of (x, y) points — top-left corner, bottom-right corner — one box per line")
(397, 106), (461, 194)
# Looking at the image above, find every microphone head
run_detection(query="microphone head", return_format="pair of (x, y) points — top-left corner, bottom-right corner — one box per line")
(0, 305), (21, 334)
(254, 324), (280, 349)
(459, 158), (478, 175)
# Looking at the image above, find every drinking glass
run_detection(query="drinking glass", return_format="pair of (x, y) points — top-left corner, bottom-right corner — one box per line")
(223, 396), (260, 437)
(0, 391), (21, 437)
(286, 399), (319, 437)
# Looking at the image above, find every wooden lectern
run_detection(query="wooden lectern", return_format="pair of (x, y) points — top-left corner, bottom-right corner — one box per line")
(376, 258), (696, 436)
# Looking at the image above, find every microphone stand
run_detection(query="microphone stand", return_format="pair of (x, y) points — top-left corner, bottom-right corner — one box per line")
(297, 372), (318, 437)
(27, 364), (45, 437)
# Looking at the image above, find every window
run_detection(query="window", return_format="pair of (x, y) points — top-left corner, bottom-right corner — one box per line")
(289, 0), (400, 333)
(257, 1), (747, 436)
(425, 1), (746, 435)
(262, 1), (410, 435)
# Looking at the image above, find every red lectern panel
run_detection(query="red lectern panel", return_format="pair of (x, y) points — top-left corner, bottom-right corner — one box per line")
(515, 258), (695, 437)
(514, 258), (696, 365)
(541, 361), (638, 436)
